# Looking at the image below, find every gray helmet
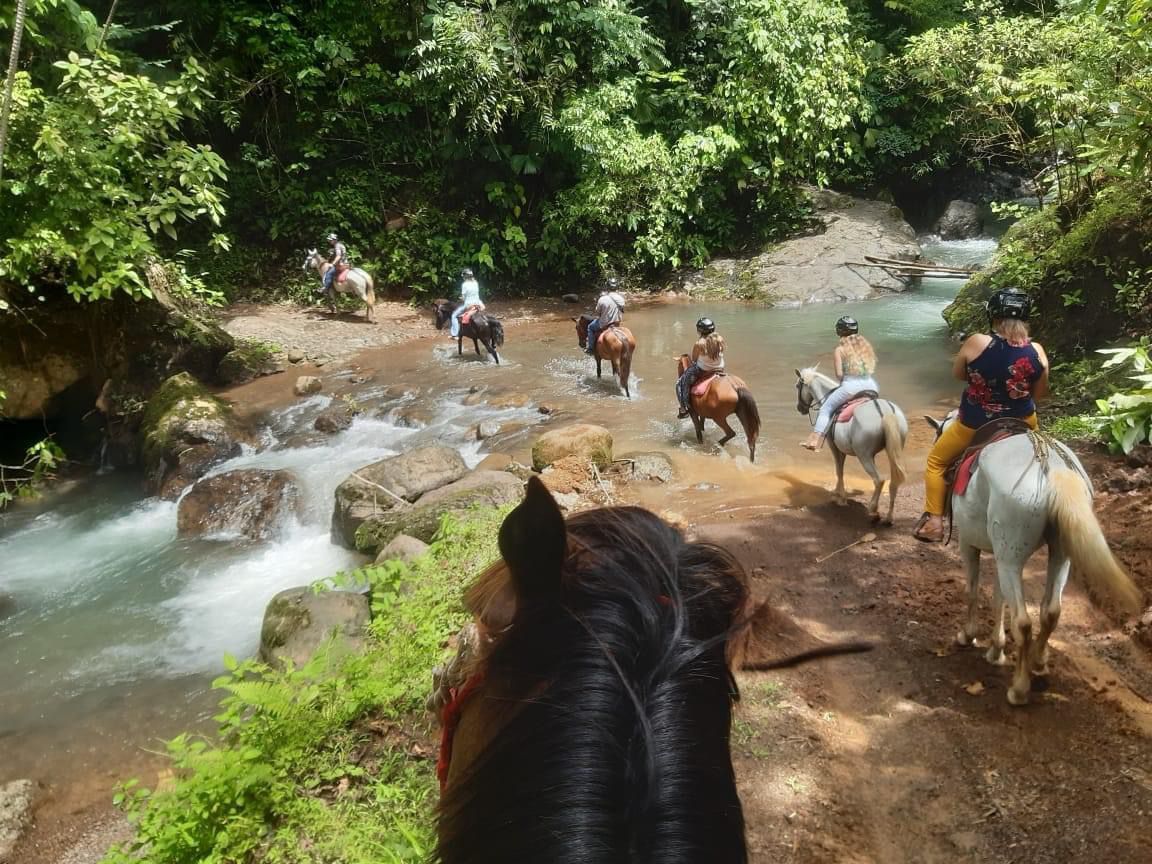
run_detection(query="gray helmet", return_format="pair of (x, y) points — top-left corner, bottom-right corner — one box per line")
(696, 317), (715, 336)
(836, 316), (859, 337)
(987, 289), (1032, 323)
(461, 268), (474, 279)
(326, 232), (339, 242)
(607, 277), (620, 289)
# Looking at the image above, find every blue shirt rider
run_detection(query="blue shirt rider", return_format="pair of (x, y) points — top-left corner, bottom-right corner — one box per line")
(323, 233), (348, 299)
(585, 278), (625, 355)
(451, 268), (484, 338)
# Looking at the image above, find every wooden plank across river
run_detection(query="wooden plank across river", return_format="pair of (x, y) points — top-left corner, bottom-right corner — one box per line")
(845, 255), (977, 280)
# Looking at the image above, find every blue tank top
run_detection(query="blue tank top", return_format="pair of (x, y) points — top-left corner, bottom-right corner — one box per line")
(958, 335), (1044, 427)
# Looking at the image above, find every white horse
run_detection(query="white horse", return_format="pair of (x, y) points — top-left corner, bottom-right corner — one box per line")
(926, 412), (1142, 705)
(795, 367), (908, 524)
(303, 249), (376, 322)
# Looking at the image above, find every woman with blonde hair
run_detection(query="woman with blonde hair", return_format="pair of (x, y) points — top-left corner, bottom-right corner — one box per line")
(913, 289), (1049, 542)
(677, 317), (725, 418)
(801, 317), (878, 451)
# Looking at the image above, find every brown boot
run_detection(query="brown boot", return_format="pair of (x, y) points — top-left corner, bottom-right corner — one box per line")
(913, 513), (944, 543)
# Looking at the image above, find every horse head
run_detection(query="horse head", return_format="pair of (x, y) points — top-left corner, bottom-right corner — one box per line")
(436, 476), (751, 862)
(572, 313), (592, 348)
(303, 249), (321, 272)
(431, 299), (452, 330)
(923, 409), (958, 441)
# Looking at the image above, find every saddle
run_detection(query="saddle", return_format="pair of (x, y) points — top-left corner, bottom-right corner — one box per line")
(946, 417), (1033, 498)
(833, 391), (880, 424)
(460, 305), (481, 326)
(692, 371), (725, 398)
(593, 325), (621, 352)
(335, 262), (350, 284)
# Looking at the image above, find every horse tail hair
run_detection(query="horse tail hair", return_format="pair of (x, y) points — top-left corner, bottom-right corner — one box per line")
(489, 317), (505, 347)
(619, 333), (634, 398)
(881, 412), (906, 489)
(364, 273), (376, 307)
(735, 388), (760, 461)
(1047, 468), (1142, 616)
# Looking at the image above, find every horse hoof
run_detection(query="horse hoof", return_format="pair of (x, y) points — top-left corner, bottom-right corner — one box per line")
(984, 647), (1009, 666)
(1007, 687), (1030, 706)
(1030, 674), (1050, 692)
(955, 631), (974, 647)
(869, 512), (881, 523)
(881, 517), (894, 527)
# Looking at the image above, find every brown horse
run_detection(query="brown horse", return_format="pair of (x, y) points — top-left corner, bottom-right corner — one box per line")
(574, 313), (636, 398)
(676, 355), (761, 462)
(431, 477), (870, 864)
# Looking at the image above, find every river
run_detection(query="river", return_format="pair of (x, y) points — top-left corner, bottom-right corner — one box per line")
(0, 236), (994, 794)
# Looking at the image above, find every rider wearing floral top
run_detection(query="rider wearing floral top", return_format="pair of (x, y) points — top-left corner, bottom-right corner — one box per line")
(913, 289), (1050, 543)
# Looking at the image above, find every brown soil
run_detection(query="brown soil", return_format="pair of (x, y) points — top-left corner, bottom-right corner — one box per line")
(698, 460), (1152, 864)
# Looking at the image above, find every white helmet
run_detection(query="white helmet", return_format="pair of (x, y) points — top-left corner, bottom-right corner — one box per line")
(326, 233), (339, 242)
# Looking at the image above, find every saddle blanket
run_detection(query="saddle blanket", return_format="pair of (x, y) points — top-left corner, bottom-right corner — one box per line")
(692, 373), (720, 398)
(835, 393), (878, 424)
(461, 305), (481, 325)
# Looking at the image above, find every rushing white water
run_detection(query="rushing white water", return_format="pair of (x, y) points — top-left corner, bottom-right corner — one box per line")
(0, 235), (997, 772)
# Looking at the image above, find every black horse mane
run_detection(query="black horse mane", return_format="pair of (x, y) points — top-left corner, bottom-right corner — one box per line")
(437, 485), (749, 864)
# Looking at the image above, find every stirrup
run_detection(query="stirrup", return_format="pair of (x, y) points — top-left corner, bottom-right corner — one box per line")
(912, 513), (944, 543)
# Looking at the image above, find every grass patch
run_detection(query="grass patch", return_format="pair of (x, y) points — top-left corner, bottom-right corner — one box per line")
(102, 507), (509, 864)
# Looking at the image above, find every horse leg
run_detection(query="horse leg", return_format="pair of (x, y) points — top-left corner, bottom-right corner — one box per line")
(595, 357), (603, 379)
(457, 336), (464, 356)
(857, 451), (885, 522)
(995, 556), (1034, 705)
(1031, 542), (1070, 679)
(473, 337), (483, 358)
(985, 578), (1010, 666)
(691, 413), (705, 445)
(715, 416), (737, 447)
(830, 446), (848, 505)
(955, 544), (982, 647)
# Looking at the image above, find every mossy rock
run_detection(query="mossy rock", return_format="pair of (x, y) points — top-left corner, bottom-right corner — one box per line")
(531, 424), (613, 472)
(354, 471), (524, 555)
(139, 372), (243, 497)
(217, 342), (284, 385)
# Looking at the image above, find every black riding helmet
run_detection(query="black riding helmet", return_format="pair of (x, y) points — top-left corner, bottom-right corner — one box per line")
(987, 289), (1032, 324)
(836, 316), (859, 337)
(696, 317), (715, 336)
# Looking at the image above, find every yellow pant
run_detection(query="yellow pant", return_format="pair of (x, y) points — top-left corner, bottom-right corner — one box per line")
(923, 414), (1038, 515)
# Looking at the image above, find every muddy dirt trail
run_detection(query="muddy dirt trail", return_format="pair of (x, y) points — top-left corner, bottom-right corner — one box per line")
(698, 475), (1152, 864)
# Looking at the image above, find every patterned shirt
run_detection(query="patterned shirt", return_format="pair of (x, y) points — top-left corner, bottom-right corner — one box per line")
(958, 335), (1045, 427)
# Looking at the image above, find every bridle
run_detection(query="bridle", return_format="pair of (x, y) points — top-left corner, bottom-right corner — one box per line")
(796, 377), (825, 427)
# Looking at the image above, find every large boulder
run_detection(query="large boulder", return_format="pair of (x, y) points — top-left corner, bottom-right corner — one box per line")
(332, 446), (469, 548)
(259, 588), (371, 670)
(532, 424), (613, 471)
(216, 342), (284, 385)
(294, 376), (322, 397)
(0, 779), (36, 862)
(314, 401), (359, 434)
(139, 373), (245, 499)
(355, 471), (524, 555)
(933, 200), (983, 240)
(375, 534), (430, 565)
(177, 469), (301, 541)
(679, 188), (921, 304)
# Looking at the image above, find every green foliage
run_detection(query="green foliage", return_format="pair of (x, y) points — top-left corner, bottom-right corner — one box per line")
(0, 48), (227, 302)
(1090, 341), (1152, 454)
(101, 506), (509, 864)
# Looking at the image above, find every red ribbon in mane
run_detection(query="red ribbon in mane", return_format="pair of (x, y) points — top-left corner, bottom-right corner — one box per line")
(437, 672), (486, 792)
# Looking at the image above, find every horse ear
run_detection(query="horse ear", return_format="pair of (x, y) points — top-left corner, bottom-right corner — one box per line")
(794, 368), (801, 378)
(923, 415), (943, 432)
(571, 316), (579, 323)
(498, 476), (567, 605)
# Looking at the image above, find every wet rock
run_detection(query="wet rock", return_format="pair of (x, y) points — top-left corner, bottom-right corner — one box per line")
(139, 372), (244, 499)
(177, 469), (301, 541)
(332, 446), (469, 548)
(462, 389), (489, 407)
(216, 343), (283, 385)
(294, 376), (322, 397)
(476, 453), (513, 472)
(934, 200), (983, 240)
(483, 422), (530, 451)
(314, 401), (359, 434)
(381, 384), (417, 400)
(0, 593), (14, 621)
(488, 392), (532, 409)
(391, 406), (434, 429)
(287, 349), (306, 364)
(0, 779), (36, 861)
(259, 588), (370, 669)
(619, 451), (676, 483)
(532, 424), (613, 471)
(538, 403), (558, 415)
(375, 534), (430, 565)
(562, 294), (580, 303)
(475, 420), (501, 441)
(355, 471), (525, 554)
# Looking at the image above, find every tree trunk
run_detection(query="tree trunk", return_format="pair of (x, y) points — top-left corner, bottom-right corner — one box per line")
(97, 0), (119, 50)
(0, 0), (29, 185)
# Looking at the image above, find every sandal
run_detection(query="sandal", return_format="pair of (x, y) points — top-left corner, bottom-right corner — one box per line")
(912, 513), (944, 543)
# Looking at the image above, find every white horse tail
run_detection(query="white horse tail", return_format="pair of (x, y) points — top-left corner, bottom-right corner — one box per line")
(881, 411), (906, 488)
(1047, 468), (1142, 615)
